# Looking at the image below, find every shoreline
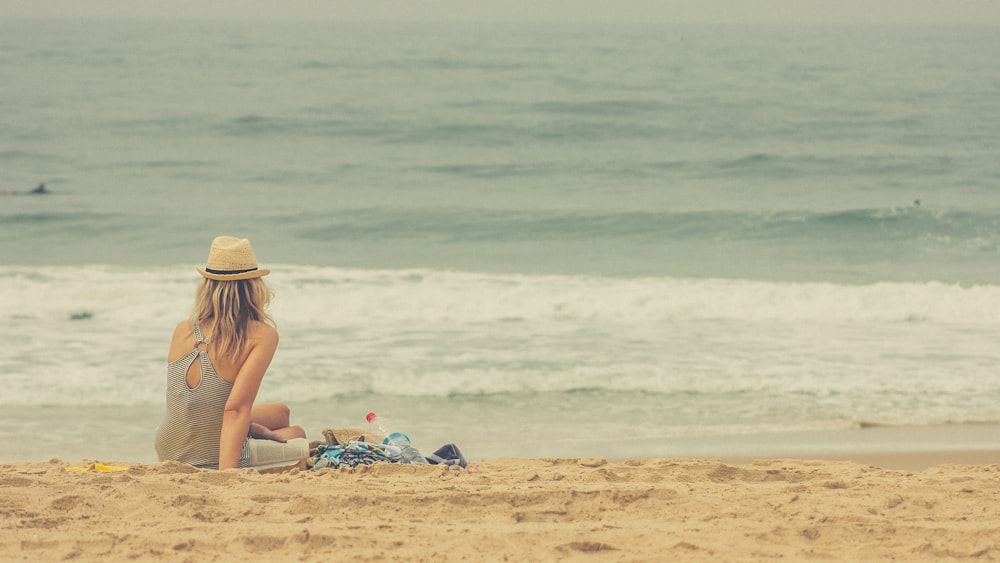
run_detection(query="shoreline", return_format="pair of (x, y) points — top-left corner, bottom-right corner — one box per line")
(3, 406), (999, 466)
(3, 449), (999, 472)
(686, 423), (1000, 470)
(3, 455), (998, 561)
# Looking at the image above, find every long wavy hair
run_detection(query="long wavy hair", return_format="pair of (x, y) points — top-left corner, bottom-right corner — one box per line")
(189, 277), (275, 363)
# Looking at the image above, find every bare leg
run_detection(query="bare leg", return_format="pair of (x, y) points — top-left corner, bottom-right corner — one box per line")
(250, 403), (306, 442)
(251, 403), (292, 429)
(249, 422), (305, 442)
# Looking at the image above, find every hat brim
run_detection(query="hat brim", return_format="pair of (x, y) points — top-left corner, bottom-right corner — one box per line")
(196, 267), (270, 281)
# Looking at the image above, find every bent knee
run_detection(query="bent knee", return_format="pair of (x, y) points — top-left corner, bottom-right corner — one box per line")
(252, 402), (292, 428)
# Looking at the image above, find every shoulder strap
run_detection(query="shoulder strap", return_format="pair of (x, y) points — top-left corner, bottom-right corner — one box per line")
(192, 321), (208, 345)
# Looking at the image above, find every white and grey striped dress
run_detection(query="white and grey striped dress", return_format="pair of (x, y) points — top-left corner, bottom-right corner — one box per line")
(154, 322), (251, 469)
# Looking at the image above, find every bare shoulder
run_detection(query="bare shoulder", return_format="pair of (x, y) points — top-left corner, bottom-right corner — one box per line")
(247, 320), (279, 346)
(173, 320), (192, 338)
(167, 320), (195, 361)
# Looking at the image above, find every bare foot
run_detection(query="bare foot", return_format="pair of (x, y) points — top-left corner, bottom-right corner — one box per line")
(249, 422), (288, 443)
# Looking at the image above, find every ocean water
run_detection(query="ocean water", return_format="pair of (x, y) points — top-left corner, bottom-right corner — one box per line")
(2, 19), (1000, 462)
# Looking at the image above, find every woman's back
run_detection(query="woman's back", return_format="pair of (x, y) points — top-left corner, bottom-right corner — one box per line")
(167, 319), (277, 386)
(155, 321), (253, 469)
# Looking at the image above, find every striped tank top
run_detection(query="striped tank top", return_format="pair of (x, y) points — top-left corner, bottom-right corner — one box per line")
(154, 322), (251, 469)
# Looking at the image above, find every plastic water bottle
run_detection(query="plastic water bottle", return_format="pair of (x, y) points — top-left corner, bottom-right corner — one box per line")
(365, 412), (428, 464)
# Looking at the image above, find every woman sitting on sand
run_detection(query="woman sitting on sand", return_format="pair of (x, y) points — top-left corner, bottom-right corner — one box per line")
(154, 236), (305, 470)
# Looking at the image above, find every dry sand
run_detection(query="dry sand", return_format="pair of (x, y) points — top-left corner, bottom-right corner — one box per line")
(2, 454), (999, 561)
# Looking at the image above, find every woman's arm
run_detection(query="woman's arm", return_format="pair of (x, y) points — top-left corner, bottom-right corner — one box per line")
(218, 326), (279, 470)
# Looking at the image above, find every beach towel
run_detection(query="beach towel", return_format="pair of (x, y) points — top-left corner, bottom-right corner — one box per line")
(310, 441), (403, 469)
(308, 427), (468, 470)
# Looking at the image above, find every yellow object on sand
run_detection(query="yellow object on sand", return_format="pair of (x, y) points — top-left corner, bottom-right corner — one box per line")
(65, 463), (128, 472)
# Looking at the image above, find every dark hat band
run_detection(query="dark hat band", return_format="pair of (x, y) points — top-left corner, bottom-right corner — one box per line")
(204, 267), (258, 275)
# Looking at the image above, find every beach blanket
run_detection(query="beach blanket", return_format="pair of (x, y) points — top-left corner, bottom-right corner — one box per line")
(308, 427), (468, 470)
(310, 441), (403, 470)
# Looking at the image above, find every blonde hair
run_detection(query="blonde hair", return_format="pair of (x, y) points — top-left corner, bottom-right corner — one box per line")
(190, 277), (275, 363)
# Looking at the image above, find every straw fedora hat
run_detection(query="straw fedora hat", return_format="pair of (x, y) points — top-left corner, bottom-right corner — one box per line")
(196, 236), (270, 281)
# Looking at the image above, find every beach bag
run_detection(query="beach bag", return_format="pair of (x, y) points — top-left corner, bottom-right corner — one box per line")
(424, 443), (467, 468)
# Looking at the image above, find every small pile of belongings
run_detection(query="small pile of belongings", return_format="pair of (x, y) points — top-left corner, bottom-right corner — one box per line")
(310, 441), (402, 470)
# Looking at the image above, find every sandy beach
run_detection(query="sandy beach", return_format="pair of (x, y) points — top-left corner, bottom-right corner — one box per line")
(3, 452), (999, 562)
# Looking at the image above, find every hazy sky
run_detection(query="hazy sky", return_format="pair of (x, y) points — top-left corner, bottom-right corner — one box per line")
(3, 0), (1000, 25)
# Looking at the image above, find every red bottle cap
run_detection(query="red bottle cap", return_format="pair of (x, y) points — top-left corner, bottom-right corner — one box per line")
(365, 412), (377, 423)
